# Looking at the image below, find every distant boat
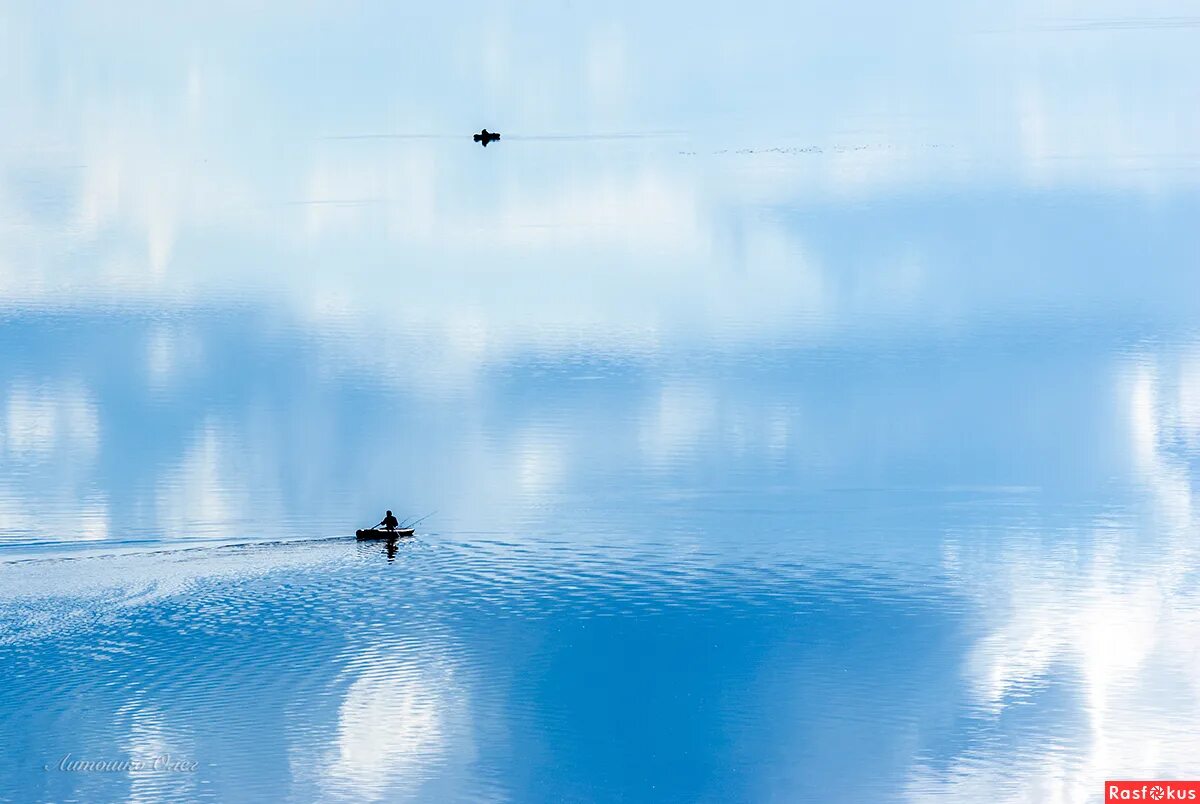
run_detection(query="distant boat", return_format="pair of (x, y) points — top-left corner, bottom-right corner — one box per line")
(473, 129), (500, 146)
(356, 528), (415, 540)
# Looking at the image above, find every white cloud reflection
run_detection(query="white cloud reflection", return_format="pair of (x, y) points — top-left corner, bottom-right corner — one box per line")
(1, 0), (1196, 368)
(117, 701), (199, 804)
(910, 354), (1200, 802)
(0, 381), (108, 542)
(2, 381), (98, 459)
(314, 644), (472, 803)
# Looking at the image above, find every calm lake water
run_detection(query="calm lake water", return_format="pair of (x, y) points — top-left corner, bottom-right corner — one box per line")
(2, 3), (1199, 802)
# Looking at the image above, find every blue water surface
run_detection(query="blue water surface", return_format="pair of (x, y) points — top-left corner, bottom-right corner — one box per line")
(2, 2), (1199, 802)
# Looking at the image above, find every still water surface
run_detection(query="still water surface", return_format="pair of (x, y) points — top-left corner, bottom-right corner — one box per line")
(2, 2), (1199, 802)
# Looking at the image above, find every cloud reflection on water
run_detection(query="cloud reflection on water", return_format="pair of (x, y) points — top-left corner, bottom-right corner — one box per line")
(910, 353), (1200, 801)
(1, 0), (1199, 800)
(318, 645), (471, 802)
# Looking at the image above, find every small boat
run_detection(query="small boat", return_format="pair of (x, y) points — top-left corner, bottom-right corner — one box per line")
(473, 128), (500, 146)
(356, 528), (415, 540)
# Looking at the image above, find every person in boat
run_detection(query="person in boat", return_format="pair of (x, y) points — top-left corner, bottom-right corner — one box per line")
(378, 510), (400, 532)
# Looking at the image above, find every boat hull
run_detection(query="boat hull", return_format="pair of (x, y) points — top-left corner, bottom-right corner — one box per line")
(356, 528), (415, 540)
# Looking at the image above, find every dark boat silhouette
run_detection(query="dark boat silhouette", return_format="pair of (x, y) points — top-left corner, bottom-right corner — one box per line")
(356, 528), (415, 540)
(473, 129), (500, 146)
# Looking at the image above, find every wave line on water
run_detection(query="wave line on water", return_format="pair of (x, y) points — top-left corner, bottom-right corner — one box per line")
(319, 131), (686, 142)
(502, 131), (685, 141)
(318, 133), (461, 140)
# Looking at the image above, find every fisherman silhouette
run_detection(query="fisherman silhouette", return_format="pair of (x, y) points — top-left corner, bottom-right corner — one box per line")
(378, 510), (399, 531)
(473, 128), (500, 146)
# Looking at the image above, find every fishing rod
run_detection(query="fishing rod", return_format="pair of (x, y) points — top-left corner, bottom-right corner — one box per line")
(404, 511), (437, 530)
